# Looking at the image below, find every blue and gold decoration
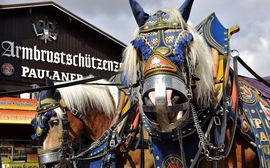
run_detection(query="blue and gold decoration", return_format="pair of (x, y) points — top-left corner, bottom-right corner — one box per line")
(132, 29), (193, 65)
(131, 10), (193, 79)
(151, 138), (184, 168)
(31, 98), (59, 140)
(149, 133), (200, 168)
(239, 78), (270, 168)
(196, 13), (230, 54)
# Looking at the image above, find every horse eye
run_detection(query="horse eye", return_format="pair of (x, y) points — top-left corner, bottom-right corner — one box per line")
(49, 118), (60, 127)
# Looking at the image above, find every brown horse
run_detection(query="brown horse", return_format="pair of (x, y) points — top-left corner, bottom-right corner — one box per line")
(31, 77), (154, 168)
(118, 0), (268, 167)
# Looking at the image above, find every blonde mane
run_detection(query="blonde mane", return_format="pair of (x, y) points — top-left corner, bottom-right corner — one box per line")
(56, 77), (117, 118)
(121, 7), (213, 106)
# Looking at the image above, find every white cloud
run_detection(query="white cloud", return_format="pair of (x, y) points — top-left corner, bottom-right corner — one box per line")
(233, 35), (270, 77)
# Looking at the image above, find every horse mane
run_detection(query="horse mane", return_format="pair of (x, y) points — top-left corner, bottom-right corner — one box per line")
(56, 76), (117, 118)
(121, 7), (213, 107)
(187, 24), (214, 106)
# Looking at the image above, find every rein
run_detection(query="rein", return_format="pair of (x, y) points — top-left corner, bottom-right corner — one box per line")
(0, 73), (118, 97)
(233, 53), (270, 88)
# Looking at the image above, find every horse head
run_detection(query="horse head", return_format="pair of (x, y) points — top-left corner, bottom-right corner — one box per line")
(31, 77), (118, 167)
(32, 78), (62, 148)
(31, 78), (70, 167)
(123, 1), (263, 167)
(122, 0), (213, 133)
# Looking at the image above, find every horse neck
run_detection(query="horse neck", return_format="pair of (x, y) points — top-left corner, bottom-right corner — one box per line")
(82, 108), (115, 141)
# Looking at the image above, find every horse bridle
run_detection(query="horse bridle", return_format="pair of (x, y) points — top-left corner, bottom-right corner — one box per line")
(138, 42), (197, 134)
(35, 96), (140, 168)
(35, 98), (78, 168)
(130, 10), (229, 167)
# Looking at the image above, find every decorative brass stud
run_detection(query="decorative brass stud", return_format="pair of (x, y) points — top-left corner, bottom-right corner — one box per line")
(256, 134), (259, 138)
(36, 127), (43, 136)
(242, 120), (249, 133)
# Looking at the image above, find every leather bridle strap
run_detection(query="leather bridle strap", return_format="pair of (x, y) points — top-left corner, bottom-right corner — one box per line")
(140, 116), (145, 168)
(0, 73), (118, 97)
(71, 102), (138, 160)
(215, 53), (231, 157)
(59, 107), (74, 166)
(220, 56), (239, 159)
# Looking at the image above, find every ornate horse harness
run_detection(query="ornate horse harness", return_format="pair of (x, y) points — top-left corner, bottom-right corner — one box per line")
(31, 87), (141, 168)
(125, 9), (219, 167)
(20, 7), (270, 168)
(127, 9), (244, 168)
(30, 11), (240, 168)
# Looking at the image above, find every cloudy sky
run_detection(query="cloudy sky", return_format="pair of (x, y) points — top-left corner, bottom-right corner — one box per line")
(1, 0), (270, 77)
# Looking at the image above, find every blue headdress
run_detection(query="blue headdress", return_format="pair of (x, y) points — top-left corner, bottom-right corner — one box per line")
(128, 0), (194, 68)
(31, 78), (61, 140)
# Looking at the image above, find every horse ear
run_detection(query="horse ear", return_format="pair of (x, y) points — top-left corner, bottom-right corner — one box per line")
(179, 0), (194, 22)
(129, 0), (149, 26)
(45, 77), (55, 99)
(31, 84), (41, 100)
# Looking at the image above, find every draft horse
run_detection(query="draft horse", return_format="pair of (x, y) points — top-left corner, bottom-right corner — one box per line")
(118, 0), (270, 167)
(31, 77), (154, 168)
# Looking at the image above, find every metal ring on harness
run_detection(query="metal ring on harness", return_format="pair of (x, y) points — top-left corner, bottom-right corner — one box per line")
(142, 74), (188, 101)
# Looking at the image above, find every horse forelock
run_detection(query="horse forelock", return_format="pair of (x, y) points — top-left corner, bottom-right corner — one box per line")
(56, 79), (117, 119)
(161, 8), (187, 29)
(54, 107), (64, 119)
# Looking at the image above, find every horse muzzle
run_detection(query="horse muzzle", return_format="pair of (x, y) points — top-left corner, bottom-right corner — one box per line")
(39, 151), (62, 166)
(38, 146), (75, 168)
(142, 74), (190, 132)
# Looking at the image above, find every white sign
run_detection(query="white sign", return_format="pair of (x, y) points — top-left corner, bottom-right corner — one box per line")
(1, 40), (122, 81)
